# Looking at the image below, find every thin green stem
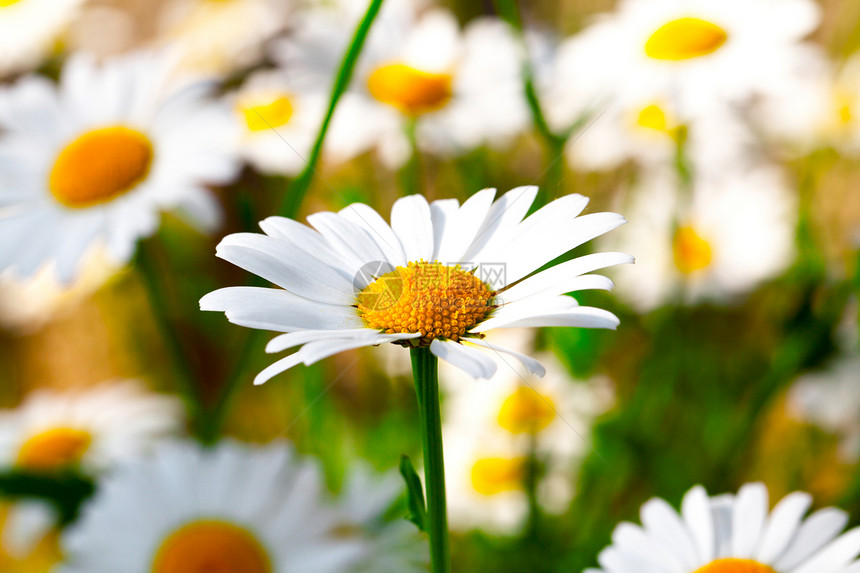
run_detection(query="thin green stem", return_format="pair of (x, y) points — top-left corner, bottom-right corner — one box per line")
(493, 0), (567, 207)
(279, 0), (386, 216)
(410, 347), (450, 573)
(135, 239), (206, 436)
(400, 117), (422, 196)
(523, 432), (542, 542)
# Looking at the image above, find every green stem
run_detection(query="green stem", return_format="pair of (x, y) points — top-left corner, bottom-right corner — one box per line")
(523, 432), (542, 542)
(400, 117), (422, 196)
(410, 347), (450, 573)
(135, 239), (206, 437)
(492, 0), (567, 207)
(279, 0), (386, 216)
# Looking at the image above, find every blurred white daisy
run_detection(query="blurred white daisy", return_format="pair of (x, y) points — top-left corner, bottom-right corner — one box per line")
(0, 51), (241, 282)
(586, 482), (860, 573)
(201, 186), (631, 384)
(605, 167), (796, 311)
(755, 51), (860, 156)
(59, 440), (366, 573)
(232, 69), (327, 176)
(274, 0), (528, 167)
(558, 0), (821, 120)
(157, 0), (291, 75)
(441, 328), (613, 534)
(0, 380), (183, 474)
(335, 463), (428, 573)
(0, 0), (85, 77)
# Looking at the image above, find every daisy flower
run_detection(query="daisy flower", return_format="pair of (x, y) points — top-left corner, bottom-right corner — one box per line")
(232, 69), (327, 176)
(604, 167), (795, 311)
(59, 440), (366, 573)
(157, 0), (291, 75)
(558, 0), (822, 120)
(200, 186), (631, 384)
(0, 380), (183, 474)
(335, 463), (428, 573)
(0, 0), (85, 77)
(441, 328), (613, 534)
(0, 51), (241, 282)
(274, 0), (528, 167)
(587, 482), (860, 573)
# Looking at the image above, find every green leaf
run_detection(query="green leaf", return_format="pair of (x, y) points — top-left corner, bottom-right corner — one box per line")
(0, 470), (96, 525)
(399, 454), (427, 532)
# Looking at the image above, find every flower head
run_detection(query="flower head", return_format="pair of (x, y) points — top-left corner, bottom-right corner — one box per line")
(201, 187), (631, 384)
(0, 51), (241, 282)
(588, 482), (860, 573)
(59, 440), (367, 573)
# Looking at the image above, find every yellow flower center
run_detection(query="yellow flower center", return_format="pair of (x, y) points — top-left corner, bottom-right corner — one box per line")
(367, 63), (454, 116)
(645, 17), (728, 61)
(239, 94), (294, 132)
(16, 427), (92, 471)
(357, 261), (494, 345)
(672, 225), (713, 274)
(834, 90), (854, 127)
(636, 103), (681, 137)
(497, 387), (556, 434)
(0, 0), (24, 7)
(471, 457), (525, 495)
(49, 126), (154, 209)
(693, 558), (776, 573)
(152, 520), (272, 573)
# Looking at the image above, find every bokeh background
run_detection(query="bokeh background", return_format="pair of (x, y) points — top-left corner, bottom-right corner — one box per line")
(1, 0), (859, 571)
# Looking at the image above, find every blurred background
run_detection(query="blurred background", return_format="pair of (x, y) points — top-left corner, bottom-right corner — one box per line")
(0, 0), (859, 571)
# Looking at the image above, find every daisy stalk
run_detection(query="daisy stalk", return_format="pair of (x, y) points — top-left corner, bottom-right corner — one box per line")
(493, 0), (567, 204)
(410, 347), (450, 573)
(279, 0), (386, 217)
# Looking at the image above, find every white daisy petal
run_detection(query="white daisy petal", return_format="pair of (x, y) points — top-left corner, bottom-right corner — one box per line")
(391, 194), (434, 262)
(429, 198), (461, 262)
(430, 339), (498, 379)
(775, 508), (850, 571)
(307, 211), (390, 269)
(462, 185), (538, 262)
(501, 252), (634, 303)
(200, 287), (363, 332)
(338, 202), (407, 266)
(640, 498), (699, 570)
(792, 528), (860, 573)
(465, 338), (547, 377)
(216, 233), (356, 305)
(473, 306), (621, 332)
(266, 329), (382, 354)
(682, 485), (715, 566)
(434, 188), (496, 263)
(755, 491), (813, 564)
(259, 216), (358, 274)
(731, 482), (769, 558)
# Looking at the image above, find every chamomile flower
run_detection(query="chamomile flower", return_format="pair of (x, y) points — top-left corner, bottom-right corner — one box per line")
(587, 482), (860, 573)
(157, 0), (291, 75)
(0, 52), (241, 282)
(0, 0), (85, 77)
(59, 440), (366, 573)
(441, 328), (613, 533)
(559, 0), (822, 120)
(232, 69), (326, 176)
(0, 380), (183, 474)
(605, 167), (795, 310)
(200, 186), (631, 384)
(0, 501), (59, 573)
(275, 0), (528, 167)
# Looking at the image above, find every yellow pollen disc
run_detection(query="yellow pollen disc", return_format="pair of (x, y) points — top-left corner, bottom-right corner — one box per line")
(152, 520), (272, 573)
(471, 457), (526, 496)
(645, 17), (728, 61)
(835, 91), (854, 126)
(673, 225), (713, 274)
(357, 261), (493, 345)
(16, 428), (92, 471)
(240, 95), (294, 132)
(49, 126), (154, 209)
(692, 558), (776, 573)
(497, 387), (556, 434)
(637, 103), (677, 134)
(367, 63), (454, 116)
(0, 0), (24, 7)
